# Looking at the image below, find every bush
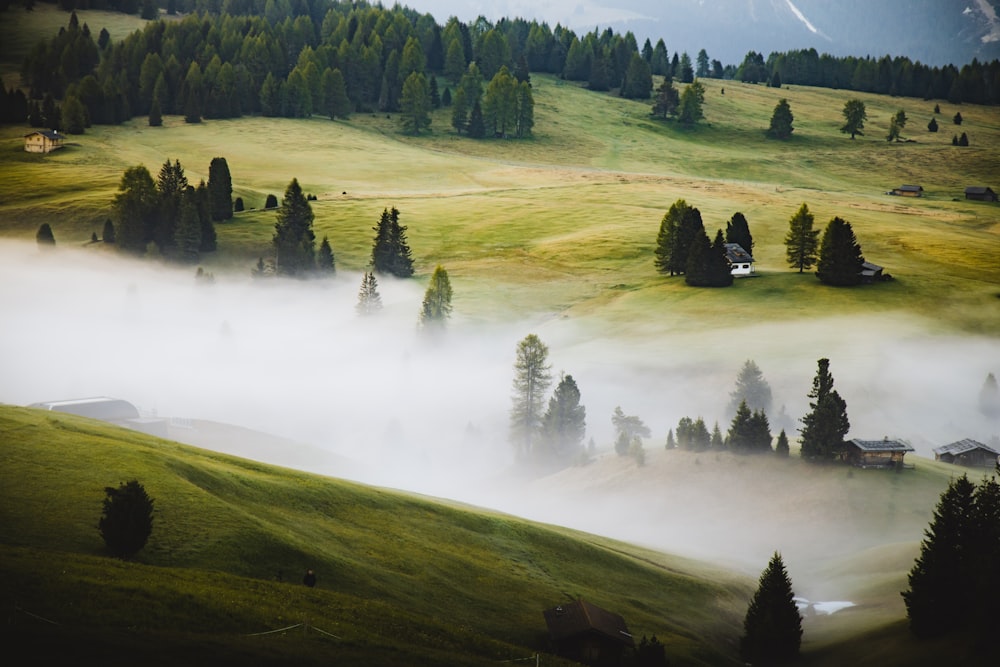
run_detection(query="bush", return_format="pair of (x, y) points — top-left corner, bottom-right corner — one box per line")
(99, 480), (154, 558)
(265, 194), (278, 209)
(234, 197), (244, 212)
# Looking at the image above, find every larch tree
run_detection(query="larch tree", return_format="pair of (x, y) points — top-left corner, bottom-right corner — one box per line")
(784, 203), (819, 273)
(510, 334), (553, 462)
(483, 66), (518, 137)
(740, 552), (803, 664)
(886, 109), (908, 142)
(816, 217), (865, 286)
(272, 177), (315, 277)
(677, 79), (705, 125)
(356, 271), (383, 315)
(612, 407), (651, 456)
(541, 373), (587, 467)
(768, 98), (794, 139)
(323, 68), (351, 119)
(207, 157), (233, 222)
(799, 358), (850, 462)
(840, 98), (867, 138)
(728, 359), (773, 417)
(400, 70), (431, 135)
(418, 264), (453, 330)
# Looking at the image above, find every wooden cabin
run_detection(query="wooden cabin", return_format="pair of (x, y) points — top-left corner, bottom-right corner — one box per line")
(965, 186), (998, 202)
(891, 185), (923, 197)
(860, 261), (884, 283)
(724, 243), (756, 277)
(932, 439), (999, 468)
(543, 599), (634, 667)
(24, 130), (65, 153)
(842, 438), (914, 468)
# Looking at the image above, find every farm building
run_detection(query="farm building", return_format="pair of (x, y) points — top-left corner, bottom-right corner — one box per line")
(24, 130), (65, 153)
(842, 438), (914, 468)
(891, 184), (923, 197)
(965, 186), (998, 202)
(543, 599), (634, 667)
(724, 243), (756, 277)
(860, 261), (884, 283)
(29, 397), (168, 437)
(932, 439), (999, 467)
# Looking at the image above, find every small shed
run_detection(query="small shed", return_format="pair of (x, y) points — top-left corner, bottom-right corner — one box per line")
(965, 186), (998, 202)
(933, 439), (999, 468)
(24, 130), (65, 153)
(724, 243), (756, 277)
(543, 599), (634, 667)
(860, 261), (883, 283)
(891, 185), (923, 197)
(842, 438), (914, 468)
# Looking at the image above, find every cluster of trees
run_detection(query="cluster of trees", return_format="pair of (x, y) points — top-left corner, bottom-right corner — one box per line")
(111, 156), (228, 261)
(784, 203), (870, 287)
(902, 473), (1000, 643)
(449, 62), (533, 138)
(654, 199), (745, 287)
(509, 334), (587, 469)
(612, 406), (650, 464)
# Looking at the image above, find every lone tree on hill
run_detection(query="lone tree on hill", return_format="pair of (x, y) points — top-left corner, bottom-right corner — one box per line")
(768, 98), (794, 139)
(418, 264), (453, 330)
(816, 217), (865, 286)
(799, 358), (850, 462)
(840, 99), (867, 139)
(886, 109), (907, 142)
(510, 334), (553, 462)
(902, 474), (1000, 640)
(207, 157), (233, 222)
(541, 373), (587, 467)
(272, 178), (315, 277)
(784, 203), (819, 273)
(99, 480), (154, 559)
(356, 271), (383, 315)
(740, 552), (802, 664)
(370, 207), (414, 278)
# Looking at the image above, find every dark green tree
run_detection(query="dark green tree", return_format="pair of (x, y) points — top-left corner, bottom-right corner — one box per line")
(102, 218), (115, 244)
(323, 68), (351, 119)
(696, 49), (710, 78)
(515, 81), (534, 138)
(148, 97), (163, 126)
(711, 422), (725, 449)
(195, 180), (216, 253)
(775, 429), (790, 457)
(370, 207), (414, 278)
(418, 264), (453, 330)
(740, 552), (802, 664)
(510, 334), (553, 462)
(174, 186), (202, 264)
(958, 131), (969, 146)
(887, 109), (907, 142)
(927, 117), (938, 132)
(685, 228), (733, 287)
(651, 76), (679, 119)
(620, 53), (652, 99)
(62, 95), (86, 134)
(725, 212), (753, 254)
(784, 203), (819, 273)
(541, 373), (587, 466)
(678, 52), (694, 83)
(207, 157), (233, 222)
(677, 79), (705, 125)
(316, 236), (335, 275)
(676, 416), (710, 451)
(483, 66), (518, 137)
(799, 358), (850, 462)
(450, 86), (468, 134)
(728, 359), (773, 417)
(400, 71), (431, 135)
(154, 158), (187, 255)
(840, 99), (867, 138)
(467, 99), (486, 138)
(953, 111), (963, 125)
(612, 406), (651, 456)
(36, 222), (55, 247)
(98, 480), (154, 559)
(264, 193), (278, 209)
(272, 178), (315, 277)
(113, 165), (158, 256)
(654, 199), (702, 276)
(768, 98), (794, 139)
(356, 271), (383, 315)
(816, 217), (865, 286)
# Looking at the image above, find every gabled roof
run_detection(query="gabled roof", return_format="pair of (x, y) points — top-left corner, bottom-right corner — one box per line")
(861, 261), (883, 276)
(24, 130), (65, 141)
(848, 438), (914, 453)
(932, 439), (998, 456)
(896, 184), (923, 192)
(965, 186), (995, 194)
(543, 600), (634, 648)
(724, 243), (754, 263)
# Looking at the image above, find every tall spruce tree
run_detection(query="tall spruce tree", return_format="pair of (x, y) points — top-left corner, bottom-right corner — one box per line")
(207, 157), (233, 221)
(371, 207), (414, 278)
(784, 203), (820, 273)
(816, 217), (865, 286)
(316, 236), (336, 275)
(272, 178), (315, 277)
(654, 199), (688, 275)
(728, 360), (773, 417)
(768, 98), (794, 139)
(510, 334), (553, 462)
(400, 71), (431, 135)
(356, 271), (383, 315)
(799, 358), (850, 462)
(155, 159), (187, 255)
(740, 552), (803, 664)
(541, 373), (587, 467)
(418, 264), (453, 330)
(725, 212), (753, 253)
(686, 228), (733, 287)
(174, 186), (202, 263)
(775, 429), (790, 457)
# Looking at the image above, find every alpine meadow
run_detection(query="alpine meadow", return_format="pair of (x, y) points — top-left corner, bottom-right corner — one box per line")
(1, 2), (1000, 666)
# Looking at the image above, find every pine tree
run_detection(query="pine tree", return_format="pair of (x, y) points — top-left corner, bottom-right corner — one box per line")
(710, 422), (724, 449)
(113, 165), (158, 256)
(953, 111), (963, 125)
(799, 358), (850, 462)
(816, 217), (865, 286)
(728, 360), (773, 416)
(356, 271), (383, 315)
(207, 157), (233, 221)
(685, 229), (732, 287)
(418, 264), (453, 330)
(665, 428), (676, 450)
(725, 212), (753, 254)
(510, 334), (553, 461)
(784, 203), (819, 272)
(316, 236), (335, 275)
(195, 180), (216, 253)
(768, 98), (794, 139)
(102, 219), (115, 244)
(886, 109), (907, 142)
(174, 186), (202, 264)
(740, 552), (802, 663)
(272, 178), (315, 277)
(927, 117), (938, 132)
(651, 76), (679, 119)
(400, 71), (431, 135)
(371, 207), (414, 278)
(677, 79), (705, 125)
(36, 222), (55, 247)
(148, 97), (163, 126)
(467, 99), (486, 138)
(99, 480), (155, 559)
(958, 131), (969, 146)
(654, 199), (702, 276)
(541, 373), (587, 466)
(979, 372), (1000, 417)
(450, 86), (468, 134)
(775, 429), (790, 457)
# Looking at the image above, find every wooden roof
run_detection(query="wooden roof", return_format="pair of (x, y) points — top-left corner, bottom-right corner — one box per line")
(724, 243), (754, 263)
(896, 184), (923, 192)
(543, 600), (634, 648)
(848, 438), (914, 453)
(24, 130), (65, 141)
(965, 186), (995, 194)
(932, 439), (998, 456)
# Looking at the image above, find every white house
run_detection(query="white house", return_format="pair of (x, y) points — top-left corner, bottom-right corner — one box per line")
(724, 243), (755, 277)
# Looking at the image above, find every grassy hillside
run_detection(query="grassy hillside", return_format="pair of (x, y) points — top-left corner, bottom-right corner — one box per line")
(0, 405), (749, 665)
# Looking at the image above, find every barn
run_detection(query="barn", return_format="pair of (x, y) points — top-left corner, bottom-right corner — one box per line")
(842, 438), (914, 468)
(891, 184), (923, 197)
(932, 439), (999, 468)
(965, 186), (998, 202)
(24, 130), (65, 153)
(543, 599), (634, 667)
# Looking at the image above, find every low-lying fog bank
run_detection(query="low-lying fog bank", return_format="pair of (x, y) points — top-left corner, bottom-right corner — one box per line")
(3, 241), (998, 571)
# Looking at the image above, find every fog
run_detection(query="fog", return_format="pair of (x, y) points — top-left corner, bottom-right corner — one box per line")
(3, 240), (998, 576)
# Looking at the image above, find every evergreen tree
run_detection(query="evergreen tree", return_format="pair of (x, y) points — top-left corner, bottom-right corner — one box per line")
(665, 428), (676, 450)
(725, 212), (753, 253)
(400, 71), (431, 135)
(541, 373), (587, 466)
(677, 79), (705, 125)
(816, 217), (865, 286)
(958, 131), (969, 146)
(728, 360), (773, 416)
(174, 186), (202, 263)
(483, 66), (518, 137)
(696, 49), (710, 78)
(740, 552), (802, 663)
(927, 117), (938, 132)
(784, 203), (819, 273)
(36, 222), (55, 247)
(768, 98), (794, 139)
(265, 194), (278, 209)
(775, 429), (790, 457)
(429, 75), (441, 109)
(515, 81), (534, 138)
(840, 99), (867, 138)
(710, 422), (725, 450)
(113, 165), (158, 256)
(979, 372), (1000, 418)
(418, 264), (453, 330)
(686, 228), (733, 287)
(154, 159), (187, 256)
(799, 358), (850, 462)
(148, 97), (163, 126)
(655, 199), (703, 276)
(207, 157), (233, 221)
(749, 409), (773, 452)
(620, 53), (652, 99)
(450, 86), (468, 134)
(370, 207), (414, 278)
(651, 77), (679, 119)
(678, 52), (694, 83)
(953, 111), (963, 125)
(467, 99), (486, 138)
(316, 236), (335, 275)
(727, 401), (755, 452)
(510, 334), (553, 461)
(102, 219), (115, 244)
(612, 407), (651, 456)
(62, 95), (86, 134)
(676, 417), (711, 451)
(234, 197), (244, 213)
(99, 480), (154, 559)
(356, 271), (383, 315)
(195, 180), (216, 253)
(323, 68), (351, 119)
(272, 178), (315, 277)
